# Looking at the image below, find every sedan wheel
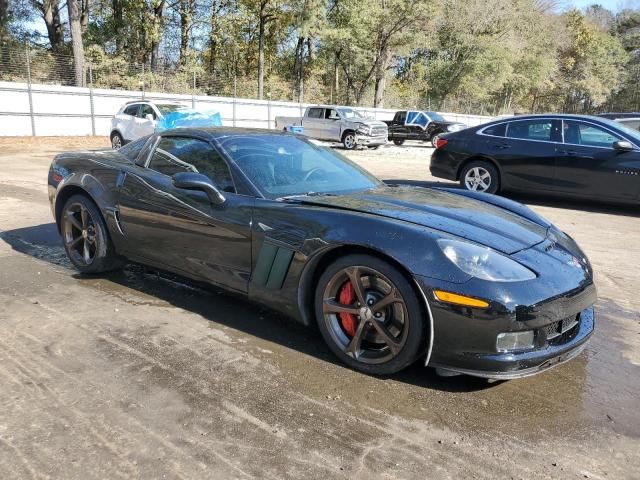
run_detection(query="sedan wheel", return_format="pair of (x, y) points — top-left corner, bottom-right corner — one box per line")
(315, 254), (425, 375)
(460, 161), (500, 194)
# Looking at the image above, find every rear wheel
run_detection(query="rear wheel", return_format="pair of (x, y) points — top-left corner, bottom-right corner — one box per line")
(61, 195), (122, 274)
(110, 132), (123, 150)
(460, 160), (500, 194)
(315, 254), (425, 375)
(393, 139), (405, 146)
(342, 131), (356, 150)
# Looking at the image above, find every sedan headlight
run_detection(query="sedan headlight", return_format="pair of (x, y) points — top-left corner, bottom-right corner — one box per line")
(437, 239), (536, 282)
(356, 125), (371, 135)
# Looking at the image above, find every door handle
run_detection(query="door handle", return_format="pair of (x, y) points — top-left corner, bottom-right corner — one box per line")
(494, 143), (511, 150)
(558, 149), (578, 156)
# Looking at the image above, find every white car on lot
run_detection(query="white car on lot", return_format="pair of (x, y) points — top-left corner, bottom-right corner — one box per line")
(110, 101), (187, 149)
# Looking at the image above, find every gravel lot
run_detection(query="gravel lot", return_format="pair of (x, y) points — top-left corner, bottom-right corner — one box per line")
(0, 136), (639, 479)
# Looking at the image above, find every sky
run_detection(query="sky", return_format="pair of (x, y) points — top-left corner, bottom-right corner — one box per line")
(567, 0), (640, 10)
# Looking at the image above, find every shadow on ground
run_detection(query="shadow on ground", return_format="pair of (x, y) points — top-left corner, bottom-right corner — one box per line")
(1, 222), (493, 393)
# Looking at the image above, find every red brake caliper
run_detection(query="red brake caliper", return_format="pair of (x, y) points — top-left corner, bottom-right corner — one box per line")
(338, 280), (357, 337)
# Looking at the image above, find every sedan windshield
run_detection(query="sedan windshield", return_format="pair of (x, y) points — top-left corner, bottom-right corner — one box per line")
(597, 117), (640, 144)
(216, 134), (382, 199)
(337, 108), (365, 119)
(156, 104), (186, 115)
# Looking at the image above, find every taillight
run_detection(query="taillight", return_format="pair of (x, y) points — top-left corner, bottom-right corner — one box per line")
(435, 138), (448, 149)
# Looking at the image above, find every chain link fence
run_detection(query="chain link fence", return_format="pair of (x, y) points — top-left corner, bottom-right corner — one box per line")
(0, 45), (494, 136)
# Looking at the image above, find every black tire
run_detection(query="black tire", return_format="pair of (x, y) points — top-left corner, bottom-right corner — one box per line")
(60, 194), (123, 274)
(110, 131), (124, 150)
(459, 160), (500, 194)
(315, 254), (426, 375)
(393, 139), (405, 146)
(342, 131), (357, 150)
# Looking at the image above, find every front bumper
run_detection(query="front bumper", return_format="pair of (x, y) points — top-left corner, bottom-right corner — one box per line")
(430, 307), (594, 379)
(416, 271), (596, 379)
(355, 134), (387, 146)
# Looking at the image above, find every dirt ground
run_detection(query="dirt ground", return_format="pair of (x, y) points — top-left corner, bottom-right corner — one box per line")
(0, 136), (639, 479)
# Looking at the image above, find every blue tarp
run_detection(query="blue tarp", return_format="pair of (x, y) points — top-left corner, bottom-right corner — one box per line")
(156, 109), (222, 131)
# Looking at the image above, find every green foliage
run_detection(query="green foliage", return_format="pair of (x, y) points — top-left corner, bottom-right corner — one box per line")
(3, 0), (640, 113)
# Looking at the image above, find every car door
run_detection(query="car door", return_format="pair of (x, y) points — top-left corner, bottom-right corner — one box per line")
(302, 107), (324, 138)
(406, 111), (429, 141)
(486, 118), (561, 192)
(133, 104), (157, 139)
(323, 108), (342, 141)
(554, 119), (640, 201)
(115, 135), (253, 293)
(120, 104), (140, 141)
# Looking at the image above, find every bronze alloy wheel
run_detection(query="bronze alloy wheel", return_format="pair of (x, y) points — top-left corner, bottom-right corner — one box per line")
(62, 202), (99, 266)
(321, 265), (410, 364)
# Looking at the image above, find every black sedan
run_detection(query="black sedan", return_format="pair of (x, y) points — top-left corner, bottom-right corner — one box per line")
(430, 114), (640, 203)
(48, 128), (595, 379)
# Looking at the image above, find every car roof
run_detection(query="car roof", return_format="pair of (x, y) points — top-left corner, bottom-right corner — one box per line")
(158, 127), (293, 140)
(482, 113), (616, 125)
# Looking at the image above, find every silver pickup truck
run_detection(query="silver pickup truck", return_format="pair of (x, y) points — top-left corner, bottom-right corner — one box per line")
(275, 106), (388, 150)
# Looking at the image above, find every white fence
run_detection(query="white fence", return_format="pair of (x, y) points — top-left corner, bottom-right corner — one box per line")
(0, 80), (493, 137)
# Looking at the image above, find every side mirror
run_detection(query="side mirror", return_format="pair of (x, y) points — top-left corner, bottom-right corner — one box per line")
(172, 172), (226, 205)
(613, 140), (634, 151)
(145, 113), (155, 122)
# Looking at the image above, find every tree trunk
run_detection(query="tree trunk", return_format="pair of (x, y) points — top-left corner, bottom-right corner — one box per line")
(67, 0), (86, 87)
(40, 0), (65, 52)
(0, 0), (9, 67)
(373, 48), (391, 108)
(293, 36), (304, 102)
(257, 0), (268, 100)
(179, 0), (193, 66)
(81, 0), (90, 31)
(149, 0), (165, 71)
(112, 0), (123, 55)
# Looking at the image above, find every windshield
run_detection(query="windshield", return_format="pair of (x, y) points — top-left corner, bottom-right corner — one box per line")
(156, 104), (186, 115)
(424, 111), (446, 122)
(597, 117), (640, 144)
(337, 108), (365, 119)
(216, 134), (382, 199)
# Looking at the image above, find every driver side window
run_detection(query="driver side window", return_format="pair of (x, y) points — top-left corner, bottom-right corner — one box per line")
(148, 137), (236, 192)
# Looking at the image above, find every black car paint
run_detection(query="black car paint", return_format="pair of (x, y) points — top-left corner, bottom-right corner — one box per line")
(48, 127), (596, 378)
(430, 114), (640, 203)
(385, 111), (460, 143)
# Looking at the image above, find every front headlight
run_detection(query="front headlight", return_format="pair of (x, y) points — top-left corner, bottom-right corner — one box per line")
(356, 124), (371, 135)
(437, 239), (536, 282)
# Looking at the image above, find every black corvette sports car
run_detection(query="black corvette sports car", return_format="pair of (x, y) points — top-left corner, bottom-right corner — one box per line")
(49, 128), (596, 379)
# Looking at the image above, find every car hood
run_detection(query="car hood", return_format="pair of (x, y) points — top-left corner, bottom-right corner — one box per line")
(293, 186), (549, 254)
(352, 119), (388, 128)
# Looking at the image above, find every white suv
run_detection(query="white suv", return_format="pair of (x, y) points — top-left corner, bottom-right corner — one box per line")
(110, 101), (187, 149)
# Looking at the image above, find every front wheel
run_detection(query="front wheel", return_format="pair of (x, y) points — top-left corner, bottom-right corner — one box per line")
(60, 195), (123, 274)
(315, 254), (426, 375)
(342, 132), (356, 150)
(393, 139), (404, 146)
(460, 160), (500, 194)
